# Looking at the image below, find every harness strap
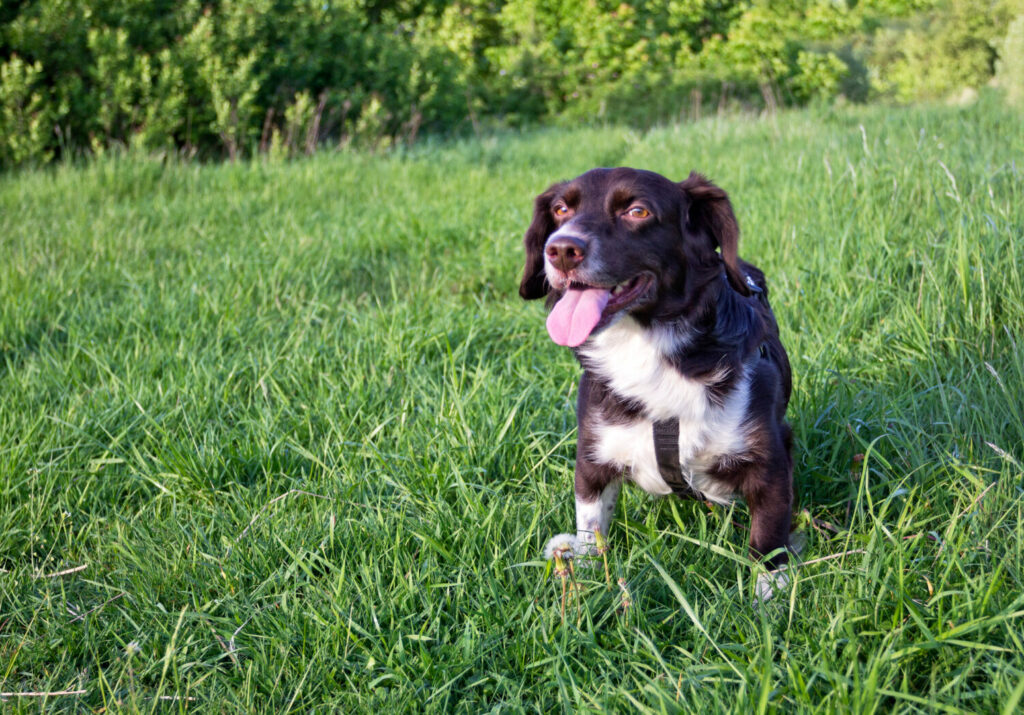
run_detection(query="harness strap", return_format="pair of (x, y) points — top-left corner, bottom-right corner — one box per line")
(652, 418), (705, 501)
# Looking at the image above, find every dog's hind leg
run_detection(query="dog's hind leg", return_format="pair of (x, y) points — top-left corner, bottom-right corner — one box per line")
(745, 470), (792, 568)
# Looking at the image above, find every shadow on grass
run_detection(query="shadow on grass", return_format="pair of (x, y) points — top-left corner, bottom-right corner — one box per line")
(0, 320), (68, 381)
(321, 241), (420, 307)
(791, 338), (1022, 523)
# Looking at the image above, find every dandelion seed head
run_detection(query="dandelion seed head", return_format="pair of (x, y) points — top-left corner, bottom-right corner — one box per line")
(543, 533), (580, 561)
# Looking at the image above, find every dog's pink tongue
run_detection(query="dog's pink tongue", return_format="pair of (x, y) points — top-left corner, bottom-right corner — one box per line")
(546, 288), (611, 347)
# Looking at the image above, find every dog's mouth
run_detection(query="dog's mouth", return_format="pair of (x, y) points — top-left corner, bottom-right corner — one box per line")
(546, 273), (655, 347)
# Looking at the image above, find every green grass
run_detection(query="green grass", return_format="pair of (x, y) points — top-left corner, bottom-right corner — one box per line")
(1, 96), (1023, 712)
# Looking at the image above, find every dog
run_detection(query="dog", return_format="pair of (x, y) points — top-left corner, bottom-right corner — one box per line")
(520, 168), (794, 594)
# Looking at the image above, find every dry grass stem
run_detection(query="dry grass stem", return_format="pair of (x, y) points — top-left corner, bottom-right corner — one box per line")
(34, 564), (87, 579)
(811, 516), (842, 534)
(1, 689), (87, 698)
(771, 549), (867, 574)
(961, 482), (996, 517)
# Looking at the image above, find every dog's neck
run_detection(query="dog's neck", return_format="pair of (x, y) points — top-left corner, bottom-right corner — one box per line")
(576, 275), (758, 415)
(653, 272), (758, 353)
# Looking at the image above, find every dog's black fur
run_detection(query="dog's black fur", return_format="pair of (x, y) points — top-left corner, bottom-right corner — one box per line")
(520, 168), (793, 568)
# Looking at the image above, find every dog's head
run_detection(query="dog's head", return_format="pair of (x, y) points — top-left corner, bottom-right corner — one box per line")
(518, 167), (752, 346)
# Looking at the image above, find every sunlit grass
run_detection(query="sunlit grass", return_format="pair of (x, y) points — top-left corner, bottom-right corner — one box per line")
(1, 97), (1023, 712)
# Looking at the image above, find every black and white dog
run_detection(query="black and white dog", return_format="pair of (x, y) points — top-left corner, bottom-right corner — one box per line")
(520, 168), (794, 591)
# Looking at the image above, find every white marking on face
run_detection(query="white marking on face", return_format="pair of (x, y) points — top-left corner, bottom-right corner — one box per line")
(544, 258), (568, 290)
(545, 224), (585, 246)
(542, 222), (607, 289)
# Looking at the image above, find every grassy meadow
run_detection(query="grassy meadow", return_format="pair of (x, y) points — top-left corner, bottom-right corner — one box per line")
(2, 98), (1024, 712)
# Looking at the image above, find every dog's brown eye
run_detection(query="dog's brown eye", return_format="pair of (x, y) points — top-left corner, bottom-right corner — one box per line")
(553, 203), (571, 217)
(626, 206), (650, 219)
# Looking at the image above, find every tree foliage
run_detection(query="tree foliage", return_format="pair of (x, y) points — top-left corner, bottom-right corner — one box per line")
(0, 0), (1020, 167)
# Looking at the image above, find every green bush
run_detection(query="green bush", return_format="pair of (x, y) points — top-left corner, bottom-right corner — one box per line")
(1, 0), (1019, 168)
(995, 14), (1024, 104)
(868, 0), (1016, 101)
(0, 54), (53, 166)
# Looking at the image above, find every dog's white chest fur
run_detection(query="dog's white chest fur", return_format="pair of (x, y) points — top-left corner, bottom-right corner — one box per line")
(579, 317), (750, 505)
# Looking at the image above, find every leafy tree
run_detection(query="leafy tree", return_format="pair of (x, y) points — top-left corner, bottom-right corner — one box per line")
(995, 12), (1024, 104)
(0, 54), (53, 165)
(0, 0), (1020, 167)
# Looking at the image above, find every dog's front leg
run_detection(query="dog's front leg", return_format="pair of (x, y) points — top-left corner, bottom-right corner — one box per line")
(572, 371), (624, 554)
(574, 461), (622, 555)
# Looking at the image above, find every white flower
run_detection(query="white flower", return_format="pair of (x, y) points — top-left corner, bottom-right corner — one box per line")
(543, 534), (581, 561)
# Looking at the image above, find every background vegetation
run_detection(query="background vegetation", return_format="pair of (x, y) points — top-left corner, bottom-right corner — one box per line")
(2, 0), (1024, 168)
(2, 97), (1023, 711)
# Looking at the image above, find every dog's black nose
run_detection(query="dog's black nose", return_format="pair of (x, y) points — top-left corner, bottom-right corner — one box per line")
(546, 236), (586, 273)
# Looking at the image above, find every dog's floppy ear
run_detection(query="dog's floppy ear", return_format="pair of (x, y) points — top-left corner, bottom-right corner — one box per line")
(519, 186), (559, 300)
(680, 172), (752, 296)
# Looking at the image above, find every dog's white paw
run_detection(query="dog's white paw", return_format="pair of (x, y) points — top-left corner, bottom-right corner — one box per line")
(754, 569), (790, 603)
(544, 533), (606, 571)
